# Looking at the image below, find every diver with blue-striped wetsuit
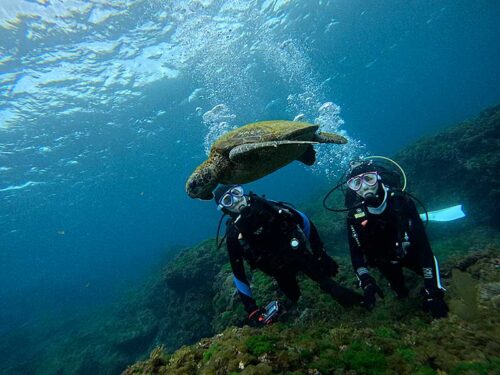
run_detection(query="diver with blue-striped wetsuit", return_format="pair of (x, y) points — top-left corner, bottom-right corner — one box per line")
(214, 184), (363, 326)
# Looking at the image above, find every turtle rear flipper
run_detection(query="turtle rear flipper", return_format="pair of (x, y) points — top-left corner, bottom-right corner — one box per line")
(314, 132), (348, 144)
(228, 140), (318, 163)
(296, 145), (316, 166)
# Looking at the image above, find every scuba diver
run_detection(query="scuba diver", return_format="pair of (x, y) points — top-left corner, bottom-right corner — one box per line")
(214, 184), (364, 326)
(324, 157), (449, 319)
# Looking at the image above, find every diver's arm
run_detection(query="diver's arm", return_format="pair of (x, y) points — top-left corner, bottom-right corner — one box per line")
(308, 221), (339, 276)
(308, 221), (326, 256)
(405, 198), (448, 317)
(347, 218), (369, 277)
(406, 199), (444, 292)
(226, 231), (258, 313)
(347, 218), (383, 309)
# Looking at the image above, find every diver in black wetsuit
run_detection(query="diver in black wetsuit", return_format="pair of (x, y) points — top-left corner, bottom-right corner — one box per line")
(214, 184), (363, 326)
(344, 160), (449, 319)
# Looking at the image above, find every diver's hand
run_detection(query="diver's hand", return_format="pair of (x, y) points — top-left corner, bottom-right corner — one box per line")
(360, 275), (384, 310)
(424, 289), (449, 319)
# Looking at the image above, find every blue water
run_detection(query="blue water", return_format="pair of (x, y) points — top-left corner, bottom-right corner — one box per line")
(0, 0), (499, 342)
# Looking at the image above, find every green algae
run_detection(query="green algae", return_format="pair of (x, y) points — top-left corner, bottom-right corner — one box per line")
(124, 248), (500, 375)
(451, 358), (500, 375)
(202, 343), (220, 362)
(374, 326), (398, 338)
(449, 269), (479, 321)
(340, 340), (387, 374)
(245, 335), (276, 357)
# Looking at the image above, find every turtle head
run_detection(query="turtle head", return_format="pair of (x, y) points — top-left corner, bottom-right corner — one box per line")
(185, 160), (219, 200)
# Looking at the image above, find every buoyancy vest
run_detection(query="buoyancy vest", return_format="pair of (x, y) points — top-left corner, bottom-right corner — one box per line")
(348, 190), (413, 262)
(230, 194), (308, 269)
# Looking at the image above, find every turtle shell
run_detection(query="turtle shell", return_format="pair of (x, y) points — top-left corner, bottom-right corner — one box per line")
(212, 120), (319, 153)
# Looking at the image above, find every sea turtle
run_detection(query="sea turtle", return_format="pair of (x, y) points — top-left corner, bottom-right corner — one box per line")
(186, 120), (347, 200)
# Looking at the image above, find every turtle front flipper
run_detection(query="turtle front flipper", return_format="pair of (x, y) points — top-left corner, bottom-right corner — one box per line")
(228, 140), (318, 163)
(313, 132), (348, 144)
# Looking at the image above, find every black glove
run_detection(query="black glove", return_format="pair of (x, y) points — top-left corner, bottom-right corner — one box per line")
(423, 289), (449, 319)
(359, 274), (384, 310)
(247, 307), (266, 327)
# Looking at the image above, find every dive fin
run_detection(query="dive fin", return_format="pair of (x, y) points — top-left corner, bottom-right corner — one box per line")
(296, 145), (316, 165)
(229, 141), (318, 162)
(313, 131), (348, 144)
(420, 205), (465, 222)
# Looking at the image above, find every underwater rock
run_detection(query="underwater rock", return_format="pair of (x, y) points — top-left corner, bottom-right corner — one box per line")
(124, 250), (500, 374)
(164, 239), (227, 292)
(480, 282), (500, 308)
(395, 104), (500, 227)
(448, 269), (479, 321)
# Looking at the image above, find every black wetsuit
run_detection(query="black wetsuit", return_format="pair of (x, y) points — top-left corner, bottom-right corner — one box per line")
(347, 189), (445, 297)
(225, 194), (361, 313)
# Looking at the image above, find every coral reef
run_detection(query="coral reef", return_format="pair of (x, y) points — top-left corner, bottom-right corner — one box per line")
(123, 251), (500, 375)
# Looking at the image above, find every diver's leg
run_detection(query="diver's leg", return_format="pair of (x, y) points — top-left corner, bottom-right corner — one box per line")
(299, 252), (363, 307)
(377, 261), (409, 298)
(275, 273), (301, 302)
(402, 246), (446, 295)
(400, 246), (422, 274)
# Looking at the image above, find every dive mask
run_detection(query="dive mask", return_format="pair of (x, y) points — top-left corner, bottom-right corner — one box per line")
(217, 186), (244, 210)
(347, 171), (379, 191)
